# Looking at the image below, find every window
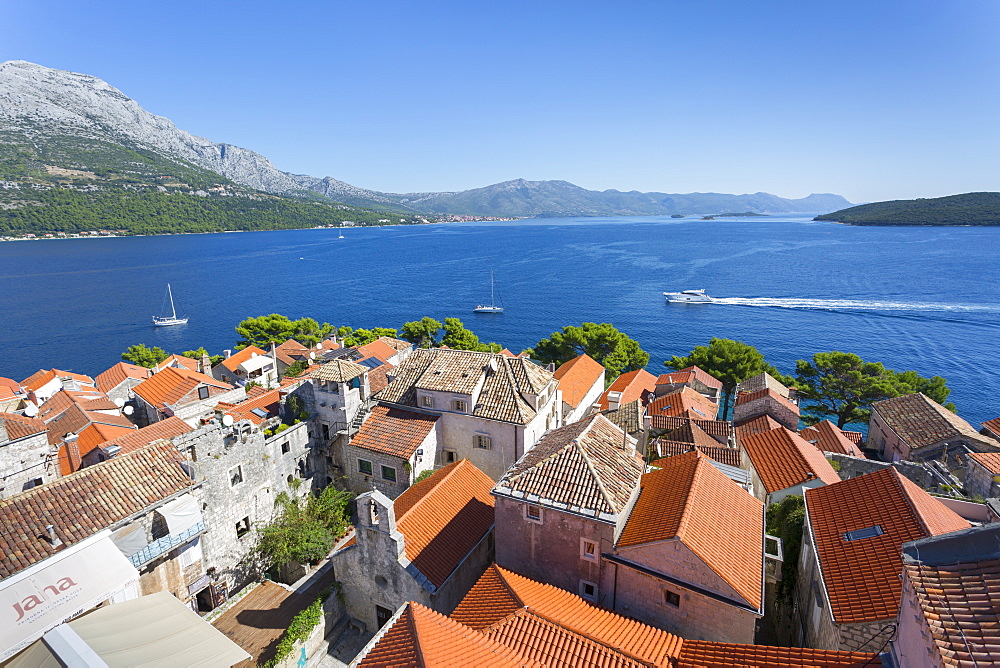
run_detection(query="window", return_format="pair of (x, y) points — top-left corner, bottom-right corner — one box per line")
(198, 386), (209, 400)
(235, 517), (251, 539)
(22, 478), (43, 491)
(579, 580), (597, 602)
(381, 465), (397, 482)
(453, 399), (467, 412)
(524, 504), (543, 524)
(281, 441), (290, 454)
(580, 538), (597, 562)
(229, 466), (243, 486)
(443, 450), (457, 465)
(843, 525), (884, 541)
(664, 590), (680, 607)
(474, 434), (492, 450)
(421, 395), (433, 408)
(358, 459), (373, 475)
(321, 423), (330, 441)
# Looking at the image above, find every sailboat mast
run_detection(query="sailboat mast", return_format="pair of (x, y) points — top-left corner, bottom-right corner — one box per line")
(490, 272), (495, 306)
(167, 283), (177, 318)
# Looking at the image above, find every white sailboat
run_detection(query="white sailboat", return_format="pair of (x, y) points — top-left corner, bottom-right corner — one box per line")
(153, 284), (188, 326)
(474, 272), (504, 313)
(338, 227), (345, 239)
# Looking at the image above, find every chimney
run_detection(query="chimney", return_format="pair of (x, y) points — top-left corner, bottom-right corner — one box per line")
(46, 525), (63, 548)
(224, 350), (232, 359)
(199, 352), (211, 374)
(607, 391), (623, 412)
(547, 363), (555, 372)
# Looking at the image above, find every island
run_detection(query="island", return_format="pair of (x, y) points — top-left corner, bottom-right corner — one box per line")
(701, 212), (769, 220)
(815, 192), (1000, 226)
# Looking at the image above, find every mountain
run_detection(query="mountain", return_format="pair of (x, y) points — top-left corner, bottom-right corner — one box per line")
(815, 193), (1000, 226)
(389, 179), (851, 217)
(0, 60), (851, 222)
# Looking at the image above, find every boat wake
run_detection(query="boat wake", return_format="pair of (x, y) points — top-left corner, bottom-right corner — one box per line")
(711, 297), (1000, 313)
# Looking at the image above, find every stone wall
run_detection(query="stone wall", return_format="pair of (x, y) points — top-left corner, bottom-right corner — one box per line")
(963, 456), (998, 498)
(0, 431), (54, 498)
(826, 452), (939, 490)
(734, 396), (799, 431)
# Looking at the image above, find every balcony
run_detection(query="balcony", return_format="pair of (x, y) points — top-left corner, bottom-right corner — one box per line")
(128, 521), (206, 569)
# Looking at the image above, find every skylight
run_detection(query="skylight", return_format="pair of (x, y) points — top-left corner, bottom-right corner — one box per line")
(250, 407), (270, 419)
(843, 525), (884, 541)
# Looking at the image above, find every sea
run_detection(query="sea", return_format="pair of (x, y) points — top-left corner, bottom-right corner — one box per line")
(1, 214), (997, 428)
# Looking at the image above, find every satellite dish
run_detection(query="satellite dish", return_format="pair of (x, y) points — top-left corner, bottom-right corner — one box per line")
(222, 414), (234, 427)
(123, 405), (134, 415)
(250, 352), (257, 358)
(23, 403), (38, 417)
(309, 352), (315, 360)
(114, 397), (126, 408)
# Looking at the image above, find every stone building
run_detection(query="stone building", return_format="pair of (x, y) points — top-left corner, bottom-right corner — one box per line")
(869, 392), (999, 463)
(309, 359), (372, 444)
(212, 346), (279, 389)
(796, 467), (970, 652)
(963, 451), (1000, 499)
(493, 414), (644, 605)
(653, 365), (723, 403)
(798, 420), (864, 458)
(342, 405), (439, 497)
(131, 365), (244, 427)
(733, 388), (800, 431)
(94, 361), (150, 405)
(332, 459), (495, 633)
(0, 412), (53, 497)
(376, 348), (561, 481)
(740, 426), (840, 504)
(551, 353), (605, 424)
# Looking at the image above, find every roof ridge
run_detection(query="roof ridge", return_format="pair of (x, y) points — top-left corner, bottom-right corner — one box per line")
(576, 417), (622, 515)
(673, 454), (701, 539)
(499, 356), (532, 423)
(406, 605), (427, 668)
(884, 467), (928, 533)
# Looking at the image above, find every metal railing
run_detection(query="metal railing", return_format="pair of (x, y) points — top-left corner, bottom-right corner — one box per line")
(128, 521), (206, 568)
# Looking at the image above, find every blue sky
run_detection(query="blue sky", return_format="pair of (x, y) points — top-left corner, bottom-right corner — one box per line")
(3, 0), (998, 202)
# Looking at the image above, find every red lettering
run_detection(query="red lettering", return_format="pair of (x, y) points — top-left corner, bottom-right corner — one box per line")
(57, 578), (76, 591)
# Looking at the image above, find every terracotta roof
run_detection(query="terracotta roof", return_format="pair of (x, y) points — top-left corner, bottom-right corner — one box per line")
(968, 451), (1000, 475)
(367, 363), (392, 395)
(498, 348), (516, 357)
(597, 369), (657, 411)
(598, 398), (644, 435)
(351, 405), (438, 459)
(309, 358), (367, 383)
(273, 338), (307, 366)
(221, 346), (269, 373)
(133, 366), (233, 410)
(804, 467), (970, 623)
(734, 414), (784, 439)
(650, 415), (732, 442)
(900, 524), (1000, 667)
(647, 387), (718, 420)
(741, 427), (841, 494)
(873, 393), (996, 452)
(657, 366), (723, 391)
(36, 388), (110, 422)
(799, 421), (864, 457)
(378, 348), (553, 425)
(0, 441), (194, 579)
(553, 354), (605, 410)
(734, 388), (800, 420)
(736, 372), (793, 399)
(357, 339), (398, 364)
(618, 451), (764, 608)
(152, 354), (198, 373)
(21, 369), (95, 392)
(217, 390), (281, 425)
(653, 441), (741, 468)
(376, 336), (410, 352)
(452, 565), (683, 665)
(392, 459), (495, 588)
(0, 377), (20, 393)
(97, 416), (193, 455)
(661, 420), (721, 449)
(843, 430), (864, 445)
(0, 412), (46, 440)
(494, 414), (644, 521)
(75, 422), (136, 453)
(359, 602), (532, 667)
(678, 641), (880, 667)
(95, 362), (150, 393)
(982, 416), (1000, 439)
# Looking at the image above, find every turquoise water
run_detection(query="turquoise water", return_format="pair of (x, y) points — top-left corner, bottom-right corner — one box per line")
(1, 214), (997, 426)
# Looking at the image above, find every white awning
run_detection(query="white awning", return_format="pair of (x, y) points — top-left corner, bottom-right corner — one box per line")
(110, 524), (147, 558)
(238, 354), (272, 374)
(0, 533), (140, 662)
(156, 493), (202, 535)
(5, 591), (251, 668)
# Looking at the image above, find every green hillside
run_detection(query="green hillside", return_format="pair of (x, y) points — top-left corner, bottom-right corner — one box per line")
(815, 192), (1000, 226)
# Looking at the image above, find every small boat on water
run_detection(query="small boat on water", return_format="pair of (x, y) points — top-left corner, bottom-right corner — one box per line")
(664, 289), (712, 303)
(474, 272), (504, 313)
(153, 284), (189, 326)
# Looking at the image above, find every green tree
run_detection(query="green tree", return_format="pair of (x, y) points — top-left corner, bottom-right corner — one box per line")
(235, 314), (333, 349)
(528, 322), (650, 377)
(343, 327), (399, 347)
(665, 338), (791, 420)
(795, 352), (956, 427)
(283, 360), (310, 378)
(121, 344), (169, 368)
(400, 317), (443, 348)
(766, 495), (805, 600)
(439, 318), (501, 352)
(256, 483), (352, 568)
(182, 347), (224, 367)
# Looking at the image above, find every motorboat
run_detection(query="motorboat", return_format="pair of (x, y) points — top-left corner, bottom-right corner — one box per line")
(663, 289), (712, 303)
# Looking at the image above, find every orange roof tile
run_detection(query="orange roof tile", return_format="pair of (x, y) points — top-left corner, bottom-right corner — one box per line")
(0, 412), (46, 440)
(393, 459), (495, 588)
(647, 386), (719, 420)
(734, 414), (784, 439)
(678, 640), (880, 666)
(98, 416), (193, 455)
(734, 387), (800, 419)
(982, 416), (1000, 439)
(652, 442), (741, 468)
(597, 368), (657, 410)
(799, 420), (864, 457)
(650, 415), (733, 441)
(152, 354), (199, 373)
(0, 376), (20, 392)
(873, 392), (995, 451)
(350, 405), (438, 459)
(95, 362), (150, 393)
(553, 354), (605, 410)
(618, 451), (764, 609)
(76, 422), (136, 453)
(367, 363), (392, 395)
(222, 346), (270, 373)
(133, 366), (233, 410)
(21, 368), (95, 392)
(968, 451), (1000, 475)
(217, 390), (281, 425)
(804, 467), (970, 623)
(0, 441), (193, 579)
(657, 366), (723, 391)
(741, 427), (841, 494)
(357, 339), (398, 364)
